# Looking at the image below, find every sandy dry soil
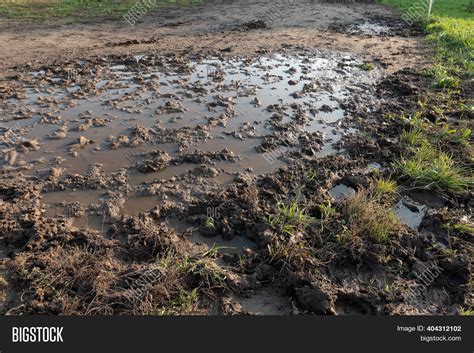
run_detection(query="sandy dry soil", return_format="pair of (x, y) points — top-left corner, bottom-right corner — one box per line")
(0, 0), (471, 315)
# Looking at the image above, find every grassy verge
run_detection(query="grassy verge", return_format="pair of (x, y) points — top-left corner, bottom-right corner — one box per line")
(0, 0), (203, 20)
(395, 142), (472, 192)
(380, 0), (473, 86)
(380, 0), (473, 194)
(0, 0), (134, 19)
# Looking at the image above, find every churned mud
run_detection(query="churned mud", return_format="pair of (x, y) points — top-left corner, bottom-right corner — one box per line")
(0, 0), (471, 315)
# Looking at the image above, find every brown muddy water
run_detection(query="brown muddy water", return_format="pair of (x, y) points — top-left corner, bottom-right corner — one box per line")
(1, 51), (380, 250)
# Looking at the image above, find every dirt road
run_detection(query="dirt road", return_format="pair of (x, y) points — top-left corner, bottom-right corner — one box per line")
(0, 0), (429, 74)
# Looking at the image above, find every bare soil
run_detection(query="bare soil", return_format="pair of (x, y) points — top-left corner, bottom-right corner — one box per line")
(0, 0), (429, 75)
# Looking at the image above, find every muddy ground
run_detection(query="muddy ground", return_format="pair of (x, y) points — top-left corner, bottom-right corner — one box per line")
(0, 0), (472, 315)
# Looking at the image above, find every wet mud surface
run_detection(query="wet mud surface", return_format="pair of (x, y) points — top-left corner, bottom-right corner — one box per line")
(0, 1), (471, 315)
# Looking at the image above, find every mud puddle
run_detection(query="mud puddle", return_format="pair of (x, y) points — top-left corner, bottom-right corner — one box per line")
(1, 1), (471, 316)
(2, 51), (381, 235)
(328, 183), (356, 202)
(394, 197), (427, 231)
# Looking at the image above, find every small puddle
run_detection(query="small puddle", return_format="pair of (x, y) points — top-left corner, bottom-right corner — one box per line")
(347, 21), (392, 36)
(42, 189), (103, 216)
(3, 51), (380, 236)
(166, 217), (256, 254)
(2, 52), (377, 179)
(42, 190), (160, 230)
(190, 233), (256, 254)
(122, 195), (159, 216)
(394, 197), (427, 231)
(328, 184), (356, 202)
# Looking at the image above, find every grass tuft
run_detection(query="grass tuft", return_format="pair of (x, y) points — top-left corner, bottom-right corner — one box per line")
(342, 190), (402, 242)
(438, 124), (472, 145)
(357, 63), (375, 71)
(394, 144), (472, 192)
(374, 177), (398, 198)
(401, 127), (426, 146)
(265, 198), (314, 236)
(453, 222), (474, 236)
(459, 307), (474, 316)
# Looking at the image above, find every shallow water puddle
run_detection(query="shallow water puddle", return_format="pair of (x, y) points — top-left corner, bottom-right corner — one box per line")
(163, 217), (256, 254)
(328, 184), (356, 202)
(394, 197), (427, 231)
(191, 233), (256, 254)
(2, 52), (380, 231)
(346, 21), (392, 36)
(41, 189), (107, 231)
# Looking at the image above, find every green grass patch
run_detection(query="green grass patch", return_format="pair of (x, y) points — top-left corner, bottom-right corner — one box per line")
(437, 123), (472, 145)
(426, 16), (474, 85)
(0, 0), (134, 19)
(357, 62), (375, 71)
(265, 198), (314, 236)
(453, 222), (474, 236)
(380, 0), (473, 18)
(394, 144), (473, 192)
(380, 0), (473, 83)
(401, 126), (427, 146)
(342, 190), (402, 242)
(0, 0), (204, 20)
(374, 177), (398, 197)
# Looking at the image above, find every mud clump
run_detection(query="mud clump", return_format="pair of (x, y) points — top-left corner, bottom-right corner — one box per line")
(110, 216), (181, 262)
(295, 282), (336, 315)
(137, 150), (171, 173)
(239, 20), (268, 31)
